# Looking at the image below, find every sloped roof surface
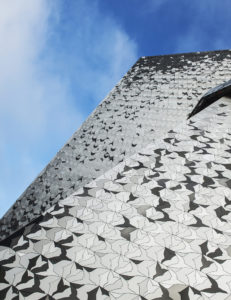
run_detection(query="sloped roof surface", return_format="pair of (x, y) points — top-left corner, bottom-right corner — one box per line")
(1, 49), (231, 241)
(0, 95), (231, 299)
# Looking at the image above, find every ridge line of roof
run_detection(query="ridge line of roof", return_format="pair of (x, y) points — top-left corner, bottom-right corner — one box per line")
(141, 48), (231, 60)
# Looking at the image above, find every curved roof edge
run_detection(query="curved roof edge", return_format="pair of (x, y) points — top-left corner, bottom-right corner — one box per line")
(188, 79), (231, 119)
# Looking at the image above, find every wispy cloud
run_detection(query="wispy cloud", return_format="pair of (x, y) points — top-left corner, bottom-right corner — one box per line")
(0, 0), (138, 216)
(44, 0), (138, 107)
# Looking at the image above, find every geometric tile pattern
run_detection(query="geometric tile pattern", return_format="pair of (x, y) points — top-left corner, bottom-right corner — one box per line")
(2, 49), (231, 241)
(1, 97), (231, 299)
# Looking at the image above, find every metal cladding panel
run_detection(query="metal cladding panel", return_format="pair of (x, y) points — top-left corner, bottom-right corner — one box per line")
(1, 49), (231, 241)
(0, 97), (231, 299)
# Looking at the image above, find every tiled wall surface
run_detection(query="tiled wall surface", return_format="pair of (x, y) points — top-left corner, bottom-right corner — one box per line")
(0, 97), (231, 299)
(1, 50), (231, 241)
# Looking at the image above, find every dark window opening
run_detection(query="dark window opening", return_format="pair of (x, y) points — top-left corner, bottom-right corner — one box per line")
(188, 79), (231, 119)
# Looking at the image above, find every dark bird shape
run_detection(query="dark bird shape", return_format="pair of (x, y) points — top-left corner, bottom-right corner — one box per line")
(225, 197), (231, 207)
(151, 186), (163, 197)
(153, 284), (172, 300)
(181, 176), (197, 192)
(224, 163), (231, 171)
(179, 287), (190, 300)
(52, 279), (70, 297)
(75, 187), (91, 197)
(116, 173), (125, 180)
(188, 201), (199, 213)
(161, 247), (176, 263)
(153, 262), (168, 279)
(200, 255), (213, 271)
(132, 161), (147, 170)
(214, 170), (225, 179)
(104, 188), (119, 194)
(207, 247), (223, 260)
(127, 193), (138, 202)
(116, 216), (136, 229)
(202, 275), (227, 294)
(148, 173), (160, 179)
(138, 152), (151, 157)
(190, 216), (208, 228)
(164, 137), (174, 144)
(156, 211), (173, 222)
(142, 176), (150, 184)
(215, 206), (229, 222)
(199, 241), (209, 255)
(120, 274), (134, 280)
(156, 198), (170, 211)
(97, 235), (105, 242)
(157, 179), (169, 187)
(20, 273), (46, 298)
(170, 184), (182, 191)
(87, 287), (109, 300)
(202, 176), (215, 187)
(120, 227), (136, 241)
(130, 258), (142, 264)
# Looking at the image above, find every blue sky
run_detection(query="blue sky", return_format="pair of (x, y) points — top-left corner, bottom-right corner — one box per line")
(0, 0), (231, 217)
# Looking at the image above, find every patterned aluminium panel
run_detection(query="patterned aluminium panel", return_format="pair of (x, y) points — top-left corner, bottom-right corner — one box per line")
(1, 49), (231, 241)
(0, 97), (231, 299)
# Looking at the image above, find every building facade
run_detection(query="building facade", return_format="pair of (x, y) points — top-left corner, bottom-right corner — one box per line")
(1, 50), (231, 299)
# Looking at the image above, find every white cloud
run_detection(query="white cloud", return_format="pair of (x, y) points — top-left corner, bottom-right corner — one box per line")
(0, 0), (138, 216)
(45, 0), (138, 102)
